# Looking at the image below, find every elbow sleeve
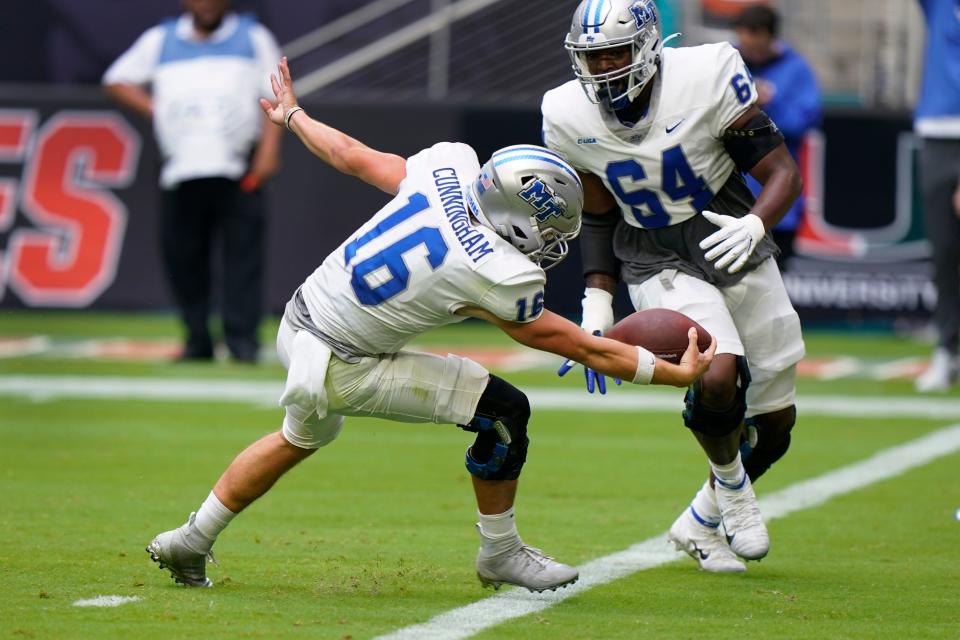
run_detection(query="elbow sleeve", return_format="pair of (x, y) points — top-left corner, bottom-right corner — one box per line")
(580, 208), (621, 279)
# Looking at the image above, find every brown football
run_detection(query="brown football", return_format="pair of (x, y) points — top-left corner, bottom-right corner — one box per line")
(605, 308), (712, 364)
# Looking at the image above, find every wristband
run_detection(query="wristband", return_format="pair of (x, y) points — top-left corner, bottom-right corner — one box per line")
(284, 106), (304, 132)
(631, 346), (656, 385)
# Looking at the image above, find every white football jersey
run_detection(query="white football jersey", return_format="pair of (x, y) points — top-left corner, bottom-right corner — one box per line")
(542, 43), (756, 229)
(298, 142), (546, 357)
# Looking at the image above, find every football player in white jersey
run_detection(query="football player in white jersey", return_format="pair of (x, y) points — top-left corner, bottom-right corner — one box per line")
(543, 0), (805, 573)
(146, 57), (716, 592)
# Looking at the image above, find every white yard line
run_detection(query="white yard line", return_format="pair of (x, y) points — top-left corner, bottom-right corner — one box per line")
(870, 357), (926, 381)
(2, 375), (960, 419)
(72, 595), (141, 608)
(814, 357), (862, 380)
(0, 336), (50, 359)
(374, 424), (960, 640)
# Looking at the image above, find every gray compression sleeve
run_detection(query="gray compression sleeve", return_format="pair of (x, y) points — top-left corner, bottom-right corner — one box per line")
(580, 208), (621, 279)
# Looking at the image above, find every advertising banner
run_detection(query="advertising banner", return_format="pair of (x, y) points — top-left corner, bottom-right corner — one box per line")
(784, 112), (933, 327)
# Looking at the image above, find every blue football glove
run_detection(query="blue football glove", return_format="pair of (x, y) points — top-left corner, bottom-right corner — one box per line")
(556, 288), (620, 394)
(557, 331), (623, 393)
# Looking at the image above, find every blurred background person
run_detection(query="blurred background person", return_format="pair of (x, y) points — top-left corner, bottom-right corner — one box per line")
(913, 0), (960, 392)
(734, 4), (821, 268)
(103, 0), (282, 363)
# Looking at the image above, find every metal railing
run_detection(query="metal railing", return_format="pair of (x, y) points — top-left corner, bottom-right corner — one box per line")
(281, 0), (573, 104)
(281, 0), (926, 109)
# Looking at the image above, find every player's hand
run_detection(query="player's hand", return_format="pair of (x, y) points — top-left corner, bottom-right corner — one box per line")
(557, 288), (620, 393)
(260, 57), (300, 128)
(673, 328), (716, 387)
(699, 211), (766, 274)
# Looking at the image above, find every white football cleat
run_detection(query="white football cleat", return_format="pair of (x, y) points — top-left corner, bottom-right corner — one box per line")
(476, 535), (578, 592)
(668, 507), (746, 573)
(146, 512), (217, 587)
(916, 348), (956, 393)
(715, 475), (770, 560)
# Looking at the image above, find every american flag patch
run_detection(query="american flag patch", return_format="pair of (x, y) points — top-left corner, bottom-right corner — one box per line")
(477, 171), (494, 194)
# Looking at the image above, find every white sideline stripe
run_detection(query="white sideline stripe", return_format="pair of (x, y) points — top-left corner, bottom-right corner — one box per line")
(815, 357), (861, 380)
(0, 336), (50, 359)
(72, 595), (142, 608)
(3, 375), (960, 419)
(870, 357), (925, 381)
(374, 424), (960, 640)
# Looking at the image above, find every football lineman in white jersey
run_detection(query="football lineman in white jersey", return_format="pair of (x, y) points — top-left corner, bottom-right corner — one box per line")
(543, 0), (805, 573)
(146, 57), (715, 591)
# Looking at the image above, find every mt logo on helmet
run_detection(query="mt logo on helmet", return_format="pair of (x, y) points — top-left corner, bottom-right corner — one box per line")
(518, 177), (569, 222)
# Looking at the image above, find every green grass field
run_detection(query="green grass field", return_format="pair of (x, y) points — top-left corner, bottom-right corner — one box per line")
(1, 311), (958, 639)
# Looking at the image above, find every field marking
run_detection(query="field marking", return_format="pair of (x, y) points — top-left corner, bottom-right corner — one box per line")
(72, 595), (142, 608)
(870, 357), (926, 381)
(814, 357), (862, 381)
(2, 375), (960, 419)
(374, 424), (960, 640)
(0, 337), (935, 379)
(0, 336), (50, 359)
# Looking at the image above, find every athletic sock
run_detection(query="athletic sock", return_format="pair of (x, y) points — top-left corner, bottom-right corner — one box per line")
(477, 508), (521, 555)
(710, 453), (747, 490)
(190, 491), (237, 550)
(690, 478), (721, 526)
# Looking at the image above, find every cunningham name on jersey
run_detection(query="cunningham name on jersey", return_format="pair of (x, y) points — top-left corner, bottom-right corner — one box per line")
(294, 143), (546, 359)
(543, 42), (757, 229)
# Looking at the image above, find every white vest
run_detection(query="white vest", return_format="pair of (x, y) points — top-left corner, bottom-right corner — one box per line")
(102, 13), (280, 187)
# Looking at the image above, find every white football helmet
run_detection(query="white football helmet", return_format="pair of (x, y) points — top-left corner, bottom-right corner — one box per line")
(467, 145), (583, 270)
(565, 0), (665, 110)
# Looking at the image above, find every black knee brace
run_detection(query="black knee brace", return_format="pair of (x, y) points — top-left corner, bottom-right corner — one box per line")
(742, 406), (796, 481)
(682, 356), (751, 437)
(458, 375), (530, 481)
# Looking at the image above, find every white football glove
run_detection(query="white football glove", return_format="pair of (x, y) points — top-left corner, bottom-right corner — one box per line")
(580, 287), (614, 336)
(557, 288), (616, 394)
(699, 211), (766, 274)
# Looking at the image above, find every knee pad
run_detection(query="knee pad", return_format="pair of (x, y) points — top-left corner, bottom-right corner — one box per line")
(459, 375), (530, 481)
(682, 356), (751, 437)
(742, 406), (796, 480)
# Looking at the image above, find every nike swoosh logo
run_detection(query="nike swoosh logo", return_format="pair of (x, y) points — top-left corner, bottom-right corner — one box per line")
(666, 120), (685, 134)
(691, 543), (709, 561)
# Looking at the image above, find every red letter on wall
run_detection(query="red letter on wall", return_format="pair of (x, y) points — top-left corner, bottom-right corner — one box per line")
(0, 109), (36, 301)
(8, 112), (140, 306)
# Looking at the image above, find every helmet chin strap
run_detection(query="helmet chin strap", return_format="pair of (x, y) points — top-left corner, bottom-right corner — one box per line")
(602, 65), (656, 122)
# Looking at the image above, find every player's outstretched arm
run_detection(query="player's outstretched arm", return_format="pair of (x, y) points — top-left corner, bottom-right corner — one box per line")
(459, 307), (715, 387)
(259, 57), (407, 195)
